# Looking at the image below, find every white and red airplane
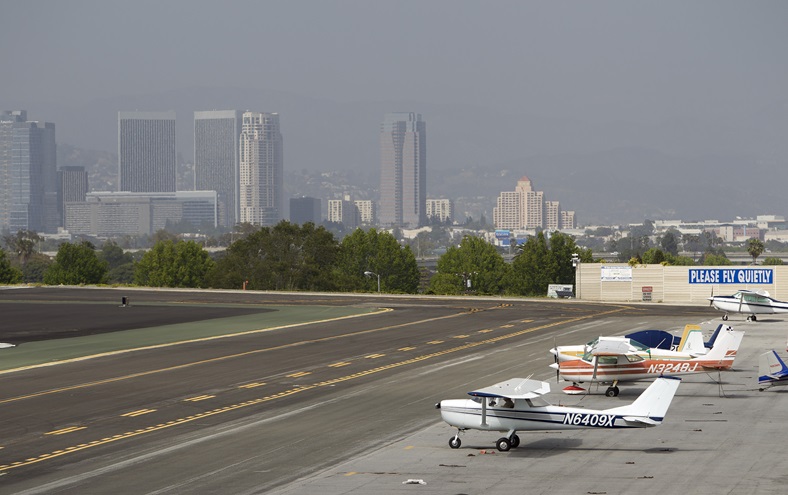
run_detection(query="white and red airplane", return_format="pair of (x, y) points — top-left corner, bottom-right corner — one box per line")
(436, 376), (681, 451)
(550, 325), (744, 397)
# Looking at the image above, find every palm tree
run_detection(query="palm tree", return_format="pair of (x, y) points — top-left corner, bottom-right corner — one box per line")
(747, 238), (765, 265)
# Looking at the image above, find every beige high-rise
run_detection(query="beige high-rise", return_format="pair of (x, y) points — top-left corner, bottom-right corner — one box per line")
(239, 112), (283, 226)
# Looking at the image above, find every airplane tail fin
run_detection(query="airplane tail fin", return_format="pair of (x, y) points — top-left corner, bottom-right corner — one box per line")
(701, 326), (744, 367)
(677, 325), (706, 355)
(605, 377), (681, 425)
(759, 350), (788, 386)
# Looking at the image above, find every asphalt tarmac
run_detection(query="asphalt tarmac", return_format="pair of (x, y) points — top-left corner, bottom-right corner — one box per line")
(0, 286), (780, 495)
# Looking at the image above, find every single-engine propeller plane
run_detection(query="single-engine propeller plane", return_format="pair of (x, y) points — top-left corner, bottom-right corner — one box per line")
(550, 325), (744, 396)
(436, 376), (681, 451)
(708, 289), (788, 321)
(758, 350), (788, 390)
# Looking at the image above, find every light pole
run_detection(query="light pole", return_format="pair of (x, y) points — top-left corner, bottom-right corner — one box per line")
(364, 271), (380, 293)
(571, 253), (580, 299)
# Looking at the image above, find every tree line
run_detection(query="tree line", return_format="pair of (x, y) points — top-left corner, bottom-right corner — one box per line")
(1, 223), (779, 295)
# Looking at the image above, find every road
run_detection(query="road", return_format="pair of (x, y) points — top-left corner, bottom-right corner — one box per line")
(0, 287), (725, 494)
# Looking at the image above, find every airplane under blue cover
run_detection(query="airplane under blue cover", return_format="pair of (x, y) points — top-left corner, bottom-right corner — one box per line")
(758, 350), (788, 390)
(626, 324), (724, 351)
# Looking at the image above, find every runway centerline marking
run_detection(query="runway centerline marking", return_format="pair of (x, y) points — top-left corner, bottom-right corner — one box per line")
(0, 306), (630, 473)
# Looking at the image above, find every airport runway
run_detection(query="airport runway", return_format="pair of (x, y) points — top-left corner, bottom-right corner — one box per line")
(0, 287), (769, 494)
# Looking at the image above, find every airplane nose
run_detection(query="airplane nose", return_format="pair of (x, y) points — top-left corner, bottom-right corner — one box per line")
(549, 348), (558, 355)
(549, 362), (559, 370)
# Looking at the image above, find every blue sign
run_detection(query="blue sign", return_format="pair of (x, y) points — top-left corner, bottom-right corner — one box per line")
(495, 229), (510, 240)
(688, 268), (773, 284)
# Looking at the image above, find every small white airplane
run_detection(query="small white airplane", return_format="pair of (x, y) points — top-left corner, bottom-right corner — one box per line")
(758, 350), (788, 390)
(436, 376), (681, 451)
(550, 325), (744, 397)
(708, 289), (788, 321)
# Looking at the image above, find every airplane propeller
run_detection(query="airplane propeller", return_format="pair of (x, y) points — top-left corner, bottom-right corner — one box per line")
(553, 338), (560, 383)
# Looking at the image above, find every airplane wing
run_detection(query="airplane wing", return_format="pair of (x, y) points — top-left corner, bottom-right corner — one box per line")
(589, 336), (638, 356)
(468, 378), (550, 399)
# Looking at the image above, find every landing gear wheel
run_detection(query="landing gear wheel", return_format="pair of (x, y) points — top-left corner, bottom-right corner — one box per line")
(722, 314), (728, 321)
(605, 386), (620, 397)
(496, 437), (511, 452)
(510, 434), (520, 448)
(751, 315), (757, 321)
(449, 436), (461, 449)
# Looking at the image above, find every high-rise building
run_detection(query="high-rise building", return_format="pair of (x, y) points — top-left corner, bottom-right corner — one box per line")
(354, 200), (376, 225)
(194, 110), (242, 227)
(561, 210), (576, 229)
(58, 166), (89, 225)
(327, 196), (358, 228)
(118, 111), (176, 193)
(493, 176), (545, 230)
(379, 112), (426, 228)
(0, 110), (58, 233)
(426, 198), (454, 224)
(290, 197), (321, 225)
(545, 200), (560, 231)
(239, 112), (283, 226)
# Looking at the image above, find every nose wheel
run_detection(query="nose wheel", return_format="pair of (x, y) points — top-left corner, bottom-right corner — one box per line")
(605, 381), (620, 397)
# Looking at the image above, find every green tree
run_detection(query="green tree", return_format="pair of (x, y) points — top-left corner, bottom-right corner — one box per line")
(659, 231), (680, 256)
(747, 238), (765, 265)
(702, 253), (733, 266)
(135, 240), (215, 288)
(642, 248), (666, 264)
(505, 232), (591, 296)
(43, 241), (109, 285)
(336, 228), (419, 293)
(429, 235), (508, 295)
(2, 230), (41, 265)
(209, 222), (340, 291)
(0, 248), (23, 284)
(762, 257), (784, 265)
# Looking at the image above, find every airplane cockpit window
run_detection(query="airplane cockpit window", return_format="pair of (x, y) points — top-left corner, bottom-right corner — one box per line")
(598, 356), (618, 365)
(626, 354), (644, 362)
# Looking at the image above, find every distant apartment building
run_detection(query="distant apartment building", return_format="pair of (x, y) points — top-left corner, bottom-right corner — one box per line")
(379, 112), (426, 228)
(0, 110), (58, 233)
(239, 112), (283, 226)
(327, 197), (358, 228)
(290, 196), (321, 225)
(561, 210), (576, 229)
(545, 201), (560, 231)
(426, 198), (453, 224)
(493, 176), (544, 230)
(58, 166), (89, 225)
(354, 200), (376, 225)
(118, 111), (176, 193)
(64, 191), (217, 237)
(194, 110), (242, 227)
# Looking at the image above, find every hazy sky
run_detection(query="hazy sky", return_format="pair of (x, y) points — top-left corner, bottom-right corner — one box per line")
(2, 0), (787, 125)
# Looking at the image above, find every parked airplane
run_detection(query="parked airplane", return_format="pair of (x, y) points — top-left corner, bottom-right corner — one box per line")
(436, 376), (681, 451)
(624, 324), (723, 351)
(550, 326), (744, 396)
(708, 289), (788, 321)
(758, 350), (788, 390)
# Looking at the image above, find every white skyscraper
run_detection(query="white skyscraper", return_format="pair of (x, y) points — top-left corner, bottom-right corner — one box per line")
(239, 112), (283, 226)
(118, 111), (176, 193)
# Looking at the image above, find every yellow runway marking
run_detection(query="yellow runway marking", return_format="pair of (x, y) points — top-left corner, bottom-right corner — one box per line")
(477, 329), (493, 333)
(344, 472), (357, 476)
(184, 395), (215, 402)
(238, 382), (266, 389)
(427, 340), (444, 344)
(121, 409), (156, 417)
(365, 354), (385, 359)
(500, 324), (514, 328)
(45, 426), (86, 436)
(0, 306), (631, 473)
(398, 347), (416, 351)
(452, 335), (470, 339)
(328, 362), (351, 367)
(287, 371), (311, 378)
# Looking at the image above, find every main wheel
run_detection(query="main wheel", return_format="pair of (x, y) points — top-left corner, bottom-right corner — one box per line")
(496, 437), (511, 452)
(752, 315), (757, 321)
(722, 314), (728, 321)
(449, 436), (461, 449)
(510, 434), (520, 448)
(605, 387), (616, 397)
